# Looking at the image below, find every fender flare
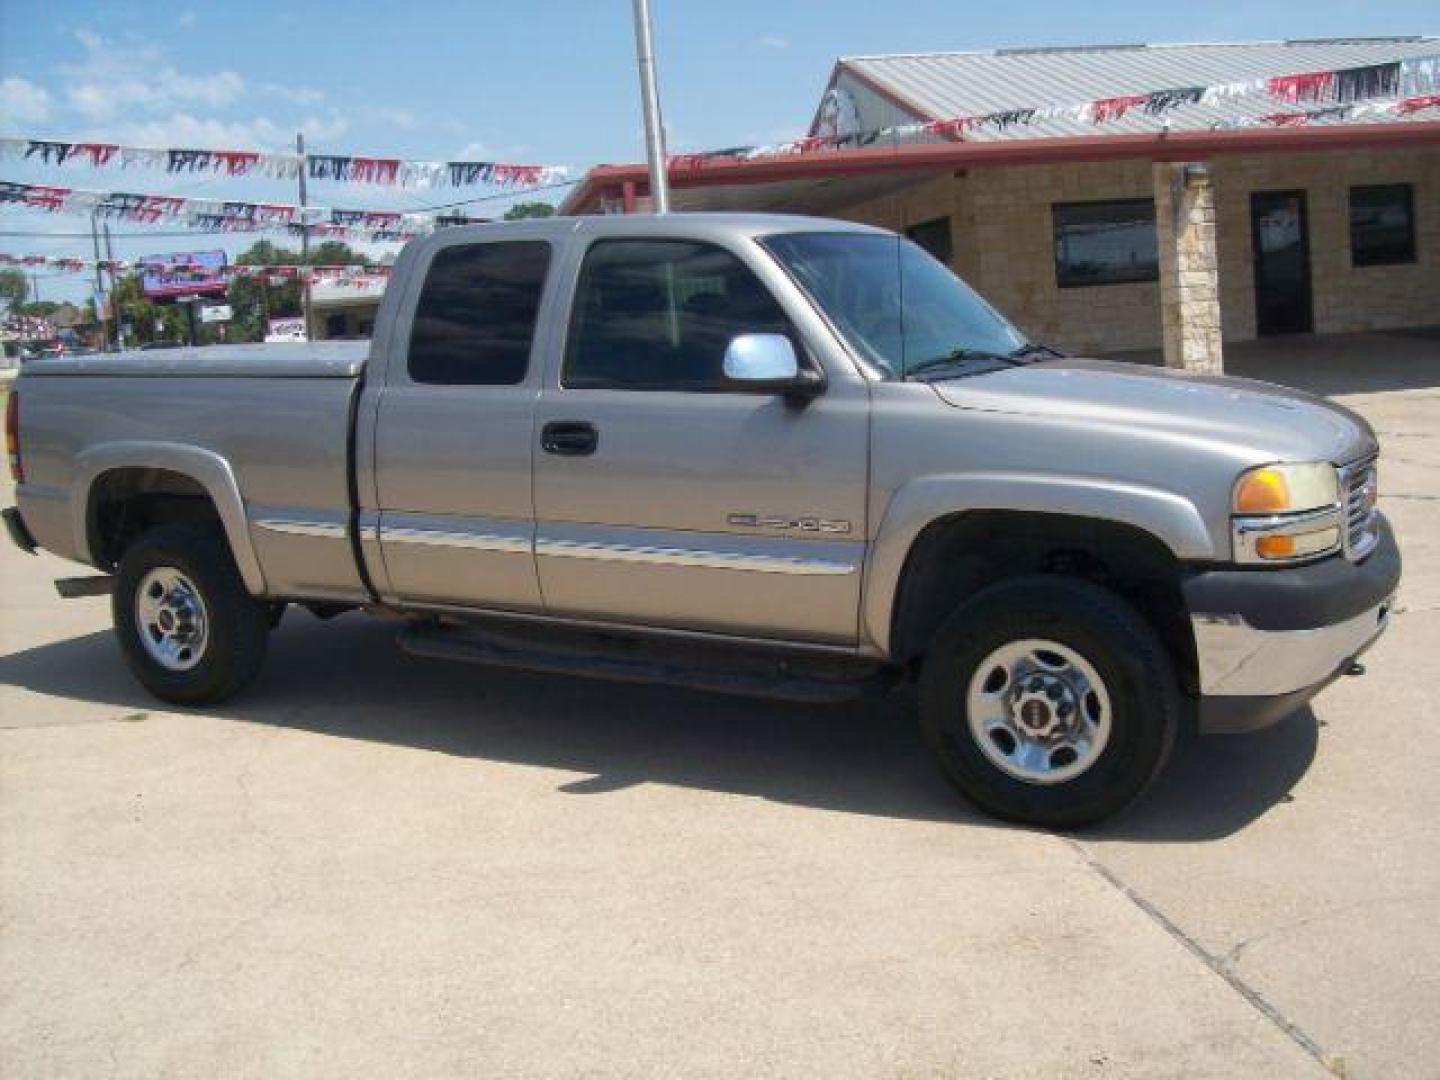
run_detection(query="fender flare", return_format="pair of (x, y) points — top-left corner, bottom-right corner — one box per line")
(72, 441), (266, 596)
(862, 473), (1216, 655)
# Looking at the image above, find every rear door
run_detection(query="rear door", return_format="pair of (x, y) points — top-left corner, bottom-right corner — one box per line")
(371, 237), (553, 609)
(532, 235), (869, 644)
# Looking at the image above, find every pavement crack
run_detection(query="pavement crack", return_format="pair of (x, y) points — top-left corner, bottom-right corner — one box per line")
(1067, 840), (1336, 1075)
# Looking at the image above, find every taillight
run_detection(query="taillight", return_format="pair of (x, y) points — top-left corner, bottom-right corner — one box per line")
(5, 391), (20, 484)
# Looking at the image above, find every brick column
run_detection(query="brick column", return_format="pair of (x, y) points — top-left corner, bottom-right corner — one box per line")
(1154, 162), (1223, 373)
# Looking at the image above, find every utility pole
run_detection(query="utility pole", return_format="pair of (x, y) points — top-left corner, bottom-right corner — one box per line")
(90, 209), (110, 351)
(296, 131), (314, 340)
(631, 0), (670, 213)
(102, 221), (119, 350)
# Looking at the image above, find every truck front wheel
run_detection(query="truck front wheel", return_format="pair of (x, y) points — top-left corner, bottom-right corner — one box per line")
(113, 523), (269, 705)
(918, 575), (1178, 828)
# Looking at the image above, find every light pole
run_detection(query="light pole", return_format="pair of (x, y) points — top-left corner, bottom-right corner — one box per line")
(631, 0), (670, 213)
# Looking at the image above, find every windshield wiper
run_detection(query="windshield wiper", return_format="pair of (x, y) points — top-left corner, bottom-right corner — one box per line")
(1008, 342), (1064, 362)
(906, 348), (1013, 381)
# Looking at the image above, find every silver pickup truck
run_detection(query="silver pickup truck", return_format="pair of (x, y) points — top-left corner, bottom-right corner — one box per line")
(4, 213), (1400, 826)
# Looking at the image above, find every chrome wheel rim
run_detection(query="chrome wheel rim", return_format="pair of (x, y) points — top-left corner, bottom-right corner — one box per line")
(965, 638), (1112, 785)
(134, 567), (209, 672)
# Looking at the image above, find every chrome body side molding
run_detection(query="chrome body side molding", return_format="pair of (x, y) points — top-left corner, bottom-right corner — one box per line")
(380, 524), (531, 555)
(254, 518), (349, 540)
(535, 536), (858, 576)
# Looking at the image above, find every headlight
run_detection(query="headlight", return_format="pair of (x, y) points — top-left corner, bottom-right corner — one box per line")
(1233, 462), (1339, 514)
(1232, 462), (1342, 564)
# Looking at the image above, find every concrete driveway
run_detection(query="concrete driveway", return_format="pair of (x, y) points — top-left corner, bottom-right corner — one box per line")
(2, 332), (1436, 1078)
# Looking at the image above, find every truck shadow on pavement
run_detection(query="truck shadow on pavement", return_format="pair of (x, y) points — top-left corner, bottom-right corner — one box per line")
(0, 612), (1319, 841)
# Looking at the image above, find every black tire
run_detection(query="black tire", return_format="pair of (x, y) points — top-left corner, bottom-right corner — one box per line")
(113, 523), (269, 705)
(918, 575), (1178, 829)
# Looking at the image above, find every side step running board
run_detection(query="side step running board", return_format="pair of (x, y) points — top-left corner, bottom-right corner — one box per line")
(397, 621), (894, 704)
(55, 575), (115, 599)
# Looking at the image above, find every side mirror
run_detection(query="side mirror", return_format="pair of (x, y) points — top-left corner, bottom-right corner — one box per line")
(722, 333), (823, 400)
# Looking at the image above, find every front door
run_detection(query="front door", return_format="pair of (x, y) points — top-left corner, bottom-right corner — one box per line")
(1251, 191), (1314, 336)
(533, 237), (868, 645)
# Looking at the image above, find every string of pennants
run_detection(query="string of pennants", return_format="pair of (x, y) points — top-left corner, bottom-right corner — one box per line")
(666, 53), (1440, 168)
(0, 252), (393, 284)
(0, 181), (447, 241)
(1215, 94), (1440, 129)
(0, 137), (568, 189)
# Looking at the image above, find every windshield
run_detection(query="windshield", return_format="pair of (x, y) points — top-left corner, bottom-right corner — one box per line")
(760, 231), (1027, 379)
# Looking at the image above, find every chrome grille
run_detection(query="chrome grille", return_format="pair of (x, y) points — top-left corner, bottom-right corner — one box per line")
(1339, 455), (1379, 560)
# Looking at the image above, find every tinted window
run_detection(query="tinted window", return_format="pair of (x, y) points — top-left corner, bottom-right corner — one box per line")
(1052, 199), (1158, 288)
(1350, 184), (1416, 267)
(762, 231), (1025, 378)
(407, 241), (550, 385)
(565, 239), (793, 391)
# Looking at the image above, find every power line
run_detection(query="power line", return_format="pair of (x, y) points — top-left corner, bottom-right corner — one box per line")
(376, 178), (576, 214)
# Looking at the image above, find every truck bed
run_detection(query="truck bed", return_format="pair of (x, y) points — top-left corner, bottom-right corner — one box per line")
(15, 342), (369, 603)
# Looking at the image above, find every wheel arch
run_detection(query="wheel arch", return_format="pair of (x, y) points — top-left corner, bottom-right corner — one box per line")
(73, 442), (265, 595)
(867, 479), (1209, 691)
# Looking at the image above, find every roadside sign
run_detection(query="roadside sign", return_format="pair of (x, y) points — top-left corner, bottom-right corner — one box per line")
(200, 304), (233, 324)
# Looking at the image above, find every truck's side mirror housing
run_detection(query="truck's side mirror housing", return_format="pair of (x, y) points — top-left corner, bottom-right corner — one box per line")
(723, 334), (823, 401)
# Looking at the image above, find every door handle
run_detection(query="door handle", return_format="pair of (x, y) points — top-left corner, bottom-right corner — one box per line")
(541, 420), (598, 457)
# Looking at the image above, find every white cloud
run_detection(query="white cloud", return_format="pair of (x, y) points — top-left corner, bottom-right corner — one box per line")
(178, 10), (197, 27)
(365, 105), (420, 130)
(260, 82), (326, 106)
(61, 27), (246, 121)
(759, 34), (788, 49)
(0, 77), (54, 126)
(93, 111), (350, 152)
(452, 141), (490, 160)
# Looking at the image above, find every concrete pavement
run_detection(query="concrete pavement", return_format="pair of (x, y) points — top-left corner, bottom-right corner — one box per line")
(2, 332), (1436, 1077)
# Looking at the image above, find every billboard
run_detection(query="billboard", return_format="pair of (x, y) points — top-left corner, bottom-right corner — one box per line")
(140, 250), (228, 300)
(265, 317), (307, 343)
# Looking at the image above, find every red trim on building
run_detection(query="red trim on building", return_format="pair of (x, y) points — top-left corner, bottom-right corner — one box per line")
(560, 122), (1440, 215)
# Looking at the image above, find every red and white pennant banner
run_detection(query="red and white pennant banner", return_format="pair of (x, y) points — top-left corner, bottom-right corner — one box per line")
(0, 181), (435, 241)
(0, 138), (568, 189)
(0, 252), (395, 284)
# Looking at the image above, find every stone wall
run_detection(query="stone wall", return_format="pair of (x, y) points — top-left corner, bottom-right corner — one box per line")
(1210, 147), (1439, 339)
(829, 146), (1439, 355)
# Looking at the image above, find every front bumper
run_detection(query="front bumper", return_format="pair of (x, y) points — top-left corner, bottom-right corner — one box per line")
(1185, 513), (1400, 733)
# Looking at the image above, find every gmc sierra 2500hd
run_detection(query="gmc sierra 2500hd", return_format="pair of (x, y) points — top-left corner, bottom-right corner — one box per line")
(3, 214), (1400, 826)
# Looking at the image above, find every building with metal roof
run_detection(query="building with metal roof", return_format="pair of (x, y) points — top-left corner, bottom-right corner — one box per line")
(815, 38), (1440, 140)
(563, 37), (1438, 366)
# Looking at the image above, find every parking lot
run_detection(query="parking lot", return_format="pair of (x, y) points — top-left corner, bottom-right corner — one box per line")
(2, 331), (1437, 1078)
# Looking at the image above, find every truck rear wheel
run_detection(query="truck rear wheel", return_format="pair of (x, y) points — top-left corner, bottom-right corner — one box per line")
(113, 523), (269, 705)
(918, 575), (1178, 828)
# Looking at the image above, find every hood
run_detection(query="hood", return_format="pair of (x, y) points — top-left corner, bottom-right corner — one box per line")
(930, 358), (1376, 465)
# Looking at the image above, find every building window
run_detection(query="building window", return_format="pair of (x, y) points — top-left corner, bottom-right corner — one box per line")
(407, 240), (551, 385)
(1052, 199), (1159, 288)
(564, 239), (794, 391)
(906, 217), (953, 265)
(1350, 184), (1416, 267)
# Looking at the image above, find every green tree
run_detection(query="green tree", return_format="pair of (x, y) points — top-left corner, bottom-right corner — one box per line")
(0, 268), (29, 312)
(306, 240), (370, 267)
(234, 239), (298, 267)
(504, 201), (556, 220)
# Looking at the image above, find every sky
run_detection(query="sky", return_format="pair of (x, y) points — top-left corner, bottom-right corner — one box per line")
(1, 0), (1436, 303)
